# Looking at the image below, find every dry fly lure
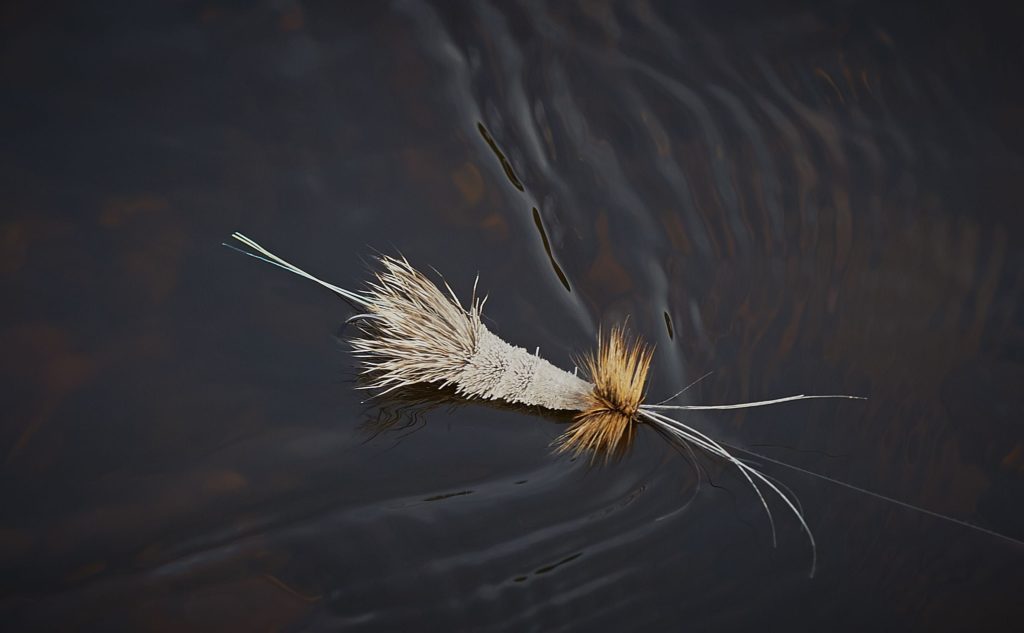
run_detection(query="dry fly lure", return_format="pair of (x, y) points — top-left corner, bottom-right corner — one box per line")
(226, 232), (1022, 576)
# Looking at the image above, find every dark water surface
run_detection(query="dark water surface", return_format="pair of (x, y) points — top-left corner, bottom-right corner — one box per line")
(3, 1), (1023, 630)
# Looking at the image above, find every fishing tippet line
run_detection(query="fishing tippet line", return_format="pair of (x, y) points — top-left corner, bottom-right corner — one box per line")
(226, 232), (1023, 576)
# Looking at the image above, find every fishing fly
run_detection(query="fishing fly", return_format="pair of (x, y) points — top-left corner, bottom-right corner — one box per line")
(225, 232), (1022, 576)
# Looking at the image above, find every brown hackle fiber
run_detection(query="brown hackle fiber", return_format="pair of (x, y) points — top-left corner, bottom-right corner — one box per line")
(553, 327), (653, 461)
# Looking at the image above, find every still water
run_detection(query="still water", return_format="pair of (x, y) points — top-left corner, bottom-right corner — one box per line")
(3, 1), (1023, 630)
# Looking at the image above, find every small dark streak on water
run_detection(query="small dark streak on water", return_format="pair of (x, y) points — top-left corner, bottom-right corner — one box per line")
(477, 121), (525, 191)
(532, 206), (572, 292)
(423, 490), (474, 502)
(534, 552), (583, 575)
(663, 311), (674, 340)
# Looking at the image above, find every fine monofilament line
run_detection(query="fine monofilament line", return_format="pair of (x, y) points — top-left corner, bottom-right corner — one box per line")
(226, 232), (1023, 576)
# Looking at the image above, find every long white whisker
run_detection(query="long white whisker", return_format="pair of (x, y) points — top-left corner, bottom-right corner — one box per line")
(743, 460), (817, 577)
(662, 430), (782, 552)
(640, 410), (779, 548)
(651, 411), (778, 544)
(222, 243), (308, 277)
(741, 463), (805, 518)
(228, 233), (370, 306)
(641, 408), (818, 576)
(645, 394), (866, 411)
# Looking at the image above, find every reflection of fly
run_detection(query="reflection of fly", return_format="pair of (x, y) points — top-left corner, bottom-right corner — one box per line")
(226, 232), (1020, 577)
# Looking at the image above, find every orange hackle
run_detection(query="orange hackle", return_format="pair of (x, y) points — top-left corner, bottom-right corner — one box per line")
(553, 326), (653, 461)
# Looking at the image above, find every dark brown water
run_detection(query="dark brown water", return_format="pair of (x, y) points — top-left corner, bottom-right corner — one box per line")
(3, 1), (1023, 630)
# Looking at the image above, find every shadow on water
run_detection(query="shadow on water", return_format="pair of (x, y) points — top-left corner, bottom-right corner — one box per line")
(2, 0), (1023, 630)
